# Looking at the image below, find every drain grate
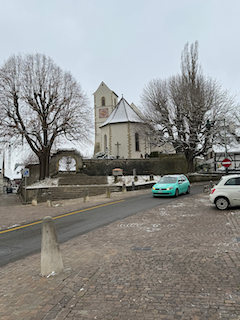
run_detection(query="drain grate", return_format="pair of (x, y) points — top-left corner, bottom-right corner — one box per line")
(0, 248), (11, 257)
(132, 247), (151, 251)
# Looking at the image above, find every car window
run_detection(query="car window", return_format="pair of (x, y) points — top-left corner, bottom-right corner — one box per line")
(225, 178), (240, 185)
(158, 177), (177, 184)
(225, 178), (235, 185)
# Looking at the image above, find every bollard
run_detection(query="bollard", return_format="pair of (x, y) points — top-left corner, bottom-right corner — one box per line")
(106, 186), (111, 198)
(46, 192), (52, 207)
(132, 181), (135, 191)
(32, 189), (38, 205)
(41, 216), (63, 277)
(209, 180), (213, 189)
(46, 199), (52, 207)
(122, 183), (127, 193)
(83, 188), (89, 202)
(32, 199), (38, 206)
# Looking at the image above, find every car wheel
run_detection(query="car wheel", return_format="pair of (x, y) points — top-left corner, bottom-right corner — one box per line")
(186, 186), (190, 194)
(215, 197), (229, 210)
(175, 189), (179, 197)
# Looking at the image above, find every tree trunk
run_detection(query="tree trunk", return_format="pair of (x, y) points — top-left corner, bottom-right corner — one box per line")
(39, 149), (50, 180)
(187, 158), (194, 173)
(185, 150), (194, 173)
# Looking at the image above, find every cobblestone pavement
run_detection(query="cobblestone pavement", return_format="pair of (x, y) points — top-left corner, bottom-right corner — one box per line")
(1, 191), (240, 319)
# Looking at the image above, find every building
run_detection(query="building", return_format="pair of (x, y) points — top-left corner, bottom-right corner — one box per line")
(206, 146), (240, 172)
(93, 82), (175, 159)
(94, 82), (119, 155)
(0, 156), (11, 194)
(205, 126), (240, 172)
(0, 156), (3, 194)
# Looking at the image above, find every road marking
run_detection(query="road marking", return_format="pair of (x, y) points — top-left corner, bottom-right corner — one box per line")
(0, 200), (125, 234)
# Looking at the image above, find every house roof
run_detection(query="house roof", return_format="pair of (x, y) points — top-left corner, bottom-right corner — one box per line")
(100, 97), (143, 127)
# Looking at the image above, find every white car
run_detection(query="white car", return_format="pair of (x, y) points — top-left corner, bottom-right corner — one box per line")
(209, 174), (240, 210)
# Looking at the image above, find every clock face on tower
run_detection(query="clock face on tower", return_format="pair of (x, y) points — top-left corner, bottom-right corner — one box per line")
(99, 108), (109, 118)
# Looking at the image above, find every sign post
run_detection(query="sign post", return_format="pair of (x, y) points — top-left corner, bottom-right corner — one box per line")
(23, 168), (30, 203)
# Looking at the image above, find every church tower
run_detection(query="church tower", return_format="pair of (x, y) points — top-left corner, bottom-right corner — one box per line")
(93, 82), (118, 154)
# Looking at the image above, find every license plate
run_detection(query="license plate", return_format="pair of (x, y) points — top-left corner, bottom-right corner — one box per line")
(158, 191), (163, 193)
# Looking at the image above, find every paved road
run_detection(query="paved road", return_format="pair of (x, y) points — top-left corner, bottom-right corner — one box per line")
(0, 186), (203, 266)
(2, 190), (240, 319)
(0, 193), (22, 206)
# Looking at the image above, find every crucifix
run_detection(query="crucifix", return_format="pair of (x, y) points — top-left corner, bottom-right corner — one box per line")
(115, 142), (121, 159)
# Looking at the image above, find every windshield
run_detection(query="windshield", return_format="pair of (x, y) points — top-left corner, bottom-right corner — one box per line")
(158, 176), (177, 184)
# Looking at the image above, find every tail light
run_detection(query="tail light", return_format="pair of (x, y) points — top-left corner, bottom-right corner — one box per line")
(211, 188), (215, 194)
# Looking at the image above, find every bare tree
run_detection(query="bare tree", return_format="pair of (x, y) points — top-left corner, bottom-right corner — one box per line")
(0, 53), (92, 179)
(141, 41), (236, 172)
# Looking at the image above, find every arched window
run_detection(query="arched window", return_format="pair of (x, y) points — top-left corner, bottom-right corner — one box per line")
(101, 97), (105, 106)
(135, 133), (140, 151)
(104, 134), (107, 152)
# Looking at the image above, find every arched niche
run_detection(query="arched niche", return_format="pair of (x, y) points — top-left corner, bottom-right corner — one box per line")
(58, 156), (77, 172)
(50, 149), (83, 175)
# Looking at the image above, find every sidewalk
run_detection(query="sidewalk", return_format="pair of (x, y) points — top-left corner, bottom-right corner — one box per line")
(1, 190), (240, 319)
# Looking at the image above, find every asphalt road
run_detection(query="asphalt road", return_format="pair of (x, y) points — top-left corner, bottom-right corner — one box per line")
(0, 185), (203, 266)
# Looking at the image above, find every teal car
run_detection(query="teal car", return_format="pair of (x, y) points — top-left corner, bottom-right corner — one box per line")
(152, 174), (190, 197)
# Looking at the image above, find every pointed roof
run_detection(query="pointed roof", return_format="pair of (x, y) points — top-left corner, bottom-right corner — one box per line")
(93, 81), (118, 97)
(100, 97), (143, 127)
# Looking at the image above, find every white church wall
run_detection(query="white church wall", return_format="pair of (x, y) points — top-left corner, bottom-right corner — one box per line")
(101, 123), (146, 159)
(94, 82), (118, 154)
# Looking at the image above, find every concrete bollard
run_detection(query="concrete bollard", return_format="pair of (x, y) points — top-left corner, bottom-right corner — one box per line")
(32, 199), (38, 206)
(106, 186), (111, 198)
(132, 181), (135, 191)
(46, 192), (52, 207)
(32, 190), (38, 205)
(46, 199), (52, 207)
(209, 180), (213, 189)
(122, 183), (127, 193)
(41, 216), (63, 277)
(83, 188), (89, 202)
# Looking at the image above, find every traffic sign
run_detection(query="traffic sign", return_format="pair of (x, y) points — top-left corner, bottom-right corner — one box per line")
(23, 168), (30, 177)
(222, 158), (231, 168)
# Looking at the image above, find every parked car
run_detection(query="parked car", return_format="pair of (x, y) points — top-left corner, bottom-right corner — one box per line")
(152, 174), (190, 197)
(12, 187), (18, 194)
(209, 174), (240, 210)
(6, 187), (12, 193)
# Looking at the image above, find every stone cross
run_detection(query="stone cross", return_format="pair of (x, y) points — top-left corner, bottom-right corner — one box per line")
(115, 142), (121, 158)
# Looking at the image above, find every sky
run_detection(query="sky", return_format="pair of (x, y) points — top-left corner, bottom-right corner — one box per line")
(0, 0), (240, 166)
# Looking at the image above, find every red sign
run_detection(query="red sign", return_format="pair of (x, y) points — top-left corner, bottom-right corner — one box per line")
(222, 158), (231, 168)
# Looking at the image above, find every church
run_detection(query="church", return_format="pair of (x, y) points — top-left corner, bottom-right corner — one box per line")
(93, 82), (175, 159)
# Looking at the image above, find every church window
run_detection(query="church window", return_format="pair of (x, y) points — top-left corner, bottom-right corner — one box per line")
(101, 97), (105, 106)
(104, 134), (107, 152)
(135, 133), (140, 151)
